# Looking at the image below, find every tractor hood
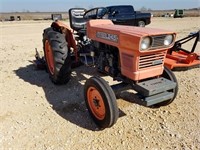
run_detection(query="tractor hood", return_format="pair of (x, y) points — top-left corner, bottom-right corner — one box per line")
(87, 19), (176, 51)
(87, 19), (175, 38)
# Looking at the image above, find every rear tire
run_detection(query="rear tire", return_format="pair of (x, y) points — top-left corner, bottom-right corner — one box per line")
(154, 66), (178, 107)
(84, 76), (119, 129)
(43, 27), (71, 84)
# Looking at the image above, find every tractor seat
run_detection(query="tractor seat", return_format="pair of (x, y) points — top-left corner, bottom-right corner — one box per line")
(69, 8), (87, 33)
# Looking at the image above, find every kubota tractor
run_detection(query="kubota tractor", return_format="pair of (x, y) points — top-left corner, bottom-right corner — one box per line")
(42, 8), (178, 128)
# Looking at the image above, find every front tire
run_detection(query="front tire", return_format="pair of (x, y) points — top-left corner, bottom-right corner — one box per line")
(43, 27), (71, 84)
(84, 76), (119, 129)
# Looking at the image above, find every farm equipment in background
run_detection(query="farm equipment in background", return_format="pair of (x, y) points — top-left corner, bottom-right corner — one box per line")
(165, 31), (200, 70)
(40, 7), (179, 129)
(174, 9), (184, 18)
(10, 16), (15, 21)
(51, 14), (62, 21)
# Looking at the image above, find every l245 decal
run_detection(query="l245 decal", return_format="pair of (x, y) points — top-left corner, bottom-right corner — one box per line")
(96, 31), (119, 43)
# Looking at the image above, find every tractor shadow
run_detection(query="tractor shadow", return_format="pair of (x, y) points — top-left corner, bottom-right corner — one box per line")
(14, 64), (129, 131)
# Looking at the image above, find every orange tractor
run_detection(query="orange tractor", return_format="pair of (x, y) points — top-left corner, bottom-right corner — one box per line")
(42, 8), (179, 128)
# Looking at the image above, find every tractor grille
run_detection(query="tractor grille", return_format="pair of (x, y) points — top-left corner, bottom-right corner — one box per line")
(139, 52), (166, 69)
(152, 36), (165, 48)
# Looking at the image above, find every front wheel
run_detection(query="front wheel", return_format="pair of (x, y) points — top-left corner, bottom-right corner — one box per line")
(84, 76), (119, 129)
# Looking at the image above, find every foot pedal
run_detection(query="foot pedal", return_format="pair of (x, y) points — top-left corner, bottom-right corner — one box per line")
(80, 53), (95, 66)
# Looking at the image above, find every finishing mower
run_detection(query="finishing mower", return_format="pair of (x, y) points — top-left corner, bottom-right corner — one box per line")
(165, 31), (200, 70)
(41, 8), (179, 128)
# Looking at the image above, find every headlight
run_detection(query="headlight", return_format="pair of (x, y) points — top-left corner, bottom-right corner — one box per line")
(164, 35), (174, 46)
(141, 37), (152, 50)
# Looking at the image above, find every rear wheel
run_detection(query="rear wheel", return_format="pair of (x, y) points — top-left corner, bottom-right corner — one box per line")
(154, 66), (178, 107)
(43, 28), (71, 84)
(84, 76), (119, 129)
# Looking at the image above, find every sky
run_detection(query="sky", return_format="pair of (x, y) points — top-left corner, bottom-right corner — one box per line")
(0, 0), (199, 12)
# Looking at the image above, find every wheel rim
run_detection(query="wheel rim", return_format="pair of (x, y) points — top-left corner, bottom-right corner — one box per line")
(139, 21), (145, 27)
(45, 40), (55, 75)
(87, 87), (106, 120)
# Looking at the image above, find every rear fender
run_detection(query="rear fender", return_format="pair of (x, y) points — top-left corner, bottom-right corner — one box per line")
(51, 21), (78, 61)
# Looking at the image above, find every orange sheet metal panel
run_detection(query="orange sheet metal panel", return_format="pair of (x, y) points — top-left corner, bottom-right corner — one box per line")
(87, 19), (176, 81)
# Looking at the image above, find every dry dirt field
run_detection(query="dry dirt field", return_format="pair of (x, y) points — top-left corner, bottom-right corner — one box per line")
(0, 17), (200, 150)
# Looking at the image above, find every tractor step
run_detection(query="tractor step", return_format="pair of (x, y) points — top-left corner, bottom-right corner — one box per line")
(141, 91), (174, 106)
(133, 77), (176, 97)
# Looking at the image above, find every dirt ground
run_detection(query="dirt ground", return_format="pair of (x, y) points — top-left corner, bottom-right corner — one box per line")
(0, 17), (200, 150)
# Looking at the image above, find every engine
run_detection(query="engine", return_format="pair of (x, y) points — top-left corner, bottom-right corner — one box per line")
(78, 39), (120, 77)
(94, 42), (120, 77)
